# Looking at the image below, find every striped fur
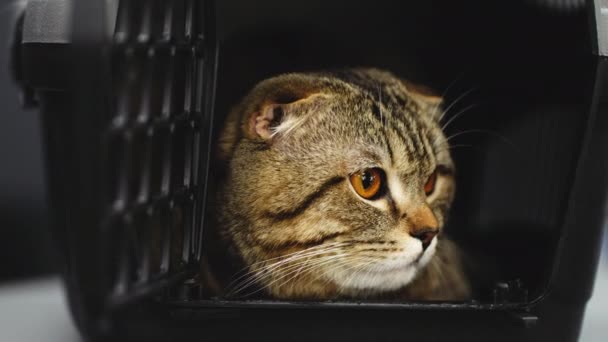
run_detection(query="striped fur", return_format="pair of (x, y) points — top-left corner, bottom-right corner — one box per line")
(208, 68), (470, 301)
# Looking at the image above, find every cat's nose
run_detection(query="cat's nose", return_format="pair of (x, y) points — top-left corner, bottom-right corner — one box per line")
(410, 228), (438, 251)
(405, 205), (439, 251)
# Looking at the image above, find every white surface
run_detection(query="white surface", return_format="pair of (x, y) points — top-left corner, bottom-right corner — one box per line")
(580, 232), (608, 342)
(0, 277), (81, 342)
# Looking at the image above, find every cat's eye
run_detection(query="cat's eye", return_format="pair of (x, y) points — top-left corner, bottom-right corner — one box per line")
(350, 168), (384, 200)
(424, 170), (437, 196)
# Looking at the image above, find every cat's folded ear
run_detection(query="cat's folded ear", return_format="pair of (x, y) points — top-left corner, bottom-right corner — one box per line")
(216, 74), (330, 161)
(243, 93), (328, 141)
(401, 79), (443, 121)
(241, 75), (330, 142)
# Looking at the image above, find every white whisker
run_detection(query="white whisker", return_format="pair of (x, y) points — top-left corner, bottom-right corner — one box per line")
(434, 144), (478, 155)
(438, 86), (478, 122)
(267, 253), (353, 293)
(237, 253), (350, 298)
(288, 254), (374, 294)
(226, 242), (346, 289)
(227, 245), (346, 296)
(441, 103), (479, 131)
(445, 129), (517, 149)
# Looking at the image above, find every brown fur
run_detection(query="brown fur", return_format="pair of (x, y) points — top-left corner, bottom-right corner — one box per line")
(206, 68), (470, 301)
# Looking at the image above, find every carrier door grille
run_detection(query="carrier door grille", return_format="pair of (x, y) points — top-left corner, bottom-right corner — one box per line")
(102, 0), (215, 307)
(60, 0), (217, 314)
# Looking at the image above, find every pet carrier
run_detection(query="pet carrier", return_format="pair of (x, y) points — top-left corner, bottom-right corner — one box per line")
(11, 0), (607, 340)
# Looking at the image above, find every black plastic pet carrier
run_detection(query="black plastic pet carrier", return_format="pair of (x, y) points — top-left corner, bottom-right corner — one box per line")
(11, 0), (608, 340)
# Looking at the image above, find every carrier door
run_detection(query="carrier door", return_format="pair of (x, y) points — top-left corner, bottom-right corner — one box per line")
(13, 0), (217, 337)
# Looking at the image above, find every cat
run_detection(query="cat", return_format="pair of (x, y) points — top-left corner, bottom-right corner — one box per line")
(204, 68), (471, 301)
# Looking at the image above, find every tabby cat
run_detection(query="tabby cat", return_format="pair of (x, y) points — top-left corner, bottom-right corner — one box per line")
(205, 68), (470, 301)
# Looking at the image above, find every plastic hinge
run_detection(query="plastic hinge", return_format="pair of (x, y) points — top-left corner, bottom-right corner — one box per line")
(493, 279), (539, 328)
(10, 11), (38, 109)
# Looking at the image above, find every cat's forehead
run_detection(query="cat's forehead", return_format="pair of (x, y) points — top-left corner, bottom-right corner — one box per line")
(273, 70), (445, 174)
(343, 141), (430, 175)
(329, 105), (437, 175)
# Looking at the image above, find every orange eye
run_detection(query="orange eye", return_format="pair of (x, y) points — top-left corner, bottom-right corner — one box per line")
(350, 168), (383, 200)
(424, 170), (437, 196)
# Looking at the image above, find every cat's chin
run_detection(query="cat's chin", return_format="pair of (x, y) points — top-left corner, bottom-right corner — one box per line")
(327, 237), (438, 293)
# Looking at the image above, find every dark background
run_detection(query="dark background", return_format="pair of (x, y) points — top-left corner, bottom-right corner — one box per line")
(213, 0), (592, 300)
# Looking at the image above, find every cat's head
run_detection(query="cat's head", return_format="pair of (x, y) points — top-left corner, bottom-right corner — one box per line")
(217, 69), (455, 299)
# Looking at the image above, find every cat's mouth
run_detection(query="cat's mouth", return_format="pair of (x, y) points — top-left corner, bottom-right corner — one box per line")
(325, 236), (438, 292)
